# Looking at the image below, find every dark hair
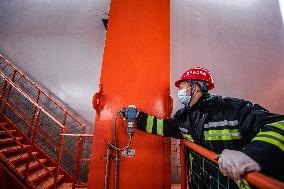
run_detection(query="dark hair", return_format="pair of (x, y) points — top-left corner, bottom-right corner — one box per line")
(190, 80), (208, 93)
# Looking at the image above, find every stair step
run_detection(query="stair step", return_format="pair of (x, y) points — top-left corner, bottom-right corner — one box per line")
(28, 167), (55, 183)
(0, 144), (30, 154)
(57, 182), (72, 189)
(57, 182), (87, 189)
(36, 175), (64, 189)
(0, 129), (17, 135)
(0, 137), (23, 144)
(16, 159), (47, 173)
(0, 122), (8, 127)
(8, 151), (38, 163)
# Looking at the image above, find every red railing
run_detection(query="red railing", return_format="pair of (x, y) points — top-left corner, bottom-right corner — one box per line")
(60, 133), (93, 189)
(0, 54), (86, 132)
(180, 139), (284, 189)
(0, 54), (92, 187)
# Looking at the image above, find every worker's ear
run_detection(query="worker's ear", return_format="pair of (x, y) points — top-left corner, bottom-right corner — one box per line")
(194, 83), (201, 93)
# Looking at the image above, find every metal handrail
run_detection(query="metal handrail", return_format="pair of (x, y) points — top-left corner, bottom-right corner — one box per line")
(0, 54), (86, 129)
(0, 54), (92, 187)
(180, 139), (284, 189)
(60, 134), (93, 138)
(0, 72), (66, 129)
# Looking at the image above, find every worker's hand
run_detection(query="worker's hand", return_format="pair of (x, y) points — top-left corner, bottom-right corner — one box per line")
(218, 149), (261, 180)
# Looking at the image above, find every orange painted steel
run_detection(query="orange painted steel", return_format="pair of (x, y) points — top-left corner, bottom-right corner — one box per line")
(180, 139), (284, 189)
(88, 0), (171, 188)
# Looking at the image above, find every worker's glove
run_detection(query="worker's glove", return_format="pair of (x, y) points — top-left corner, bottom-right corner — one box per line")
(217, 149), (261, 180)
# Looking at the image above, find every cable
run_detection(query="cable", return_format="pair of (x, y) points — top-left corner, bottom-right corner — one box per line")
(104, 109), (135, 189)
(104, 146), (111, 189)
(107, 135), (132, 151)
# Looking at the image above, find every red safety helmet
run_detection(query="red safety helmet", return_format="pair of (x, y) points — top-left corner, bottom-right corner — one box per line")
(175, 67), (214, 90)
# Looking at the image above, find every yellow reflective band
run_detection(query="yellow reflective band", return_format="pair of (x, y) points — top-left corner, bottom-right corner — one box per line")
(204, 129), (240, 135)
(182, 133), (194, 142)
(205, 135), (242, 141)
(253, 131), (284, 152)
(267, 121), (284, 131)
(258, 131), (284, 140)
(156, 119), (164, 136)
(204, 129), (242, 140)
(146, 116), (154, 133)
(235, 179), (251, 189)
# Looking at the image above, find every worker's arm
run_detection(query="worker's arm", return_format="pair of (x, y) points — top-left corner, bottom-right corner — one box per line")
(136, 111), (183, 139)
(241, 120), (284, 180)
(238, 101), (284, 180)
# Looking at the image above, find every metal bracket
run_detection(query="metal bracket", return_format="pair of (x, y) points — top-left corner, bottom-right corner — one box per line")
(92, 84), (103, 113)
(121, 149), (135, 157)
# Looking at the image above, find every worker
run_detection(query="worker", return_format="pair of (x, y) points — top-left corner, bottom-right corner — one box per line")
(124, 67), (284, 187)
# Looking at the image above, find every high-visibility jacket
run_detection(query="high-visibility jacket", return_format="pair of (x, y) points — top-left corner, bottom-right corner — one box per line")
(137, 93), (284, 181)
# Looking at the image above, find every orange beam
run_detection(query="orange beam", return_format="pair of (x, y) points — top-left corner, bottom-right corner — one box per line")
(88, 0), (170, 188)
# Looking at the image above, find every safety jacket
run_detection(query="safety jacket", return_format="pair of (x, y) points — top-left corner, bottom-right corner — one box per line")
(137, 93), (284, 181)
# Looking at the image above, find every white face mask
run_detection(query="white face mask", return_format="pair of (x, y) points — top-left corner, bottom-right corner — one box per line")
(178, 88), (191, 106)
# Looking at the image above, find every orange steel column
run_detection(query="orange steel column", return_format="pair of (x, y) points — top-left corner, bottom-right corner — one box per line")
(88, 0), (170, 189)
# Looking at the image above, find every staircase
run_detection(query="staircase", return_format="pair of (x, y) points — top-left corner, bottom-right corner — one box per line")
(0, 54), (91, 188)
(0, 121), (66, 188)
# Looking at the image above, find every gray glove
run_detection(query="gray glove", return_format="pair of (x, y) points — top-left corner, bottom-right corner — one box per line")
(218, 149), (261, 180)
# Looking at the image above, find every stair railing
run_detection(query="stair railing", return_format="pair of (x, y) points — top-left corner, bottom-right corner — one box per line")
(59, 133), (93, 189)
(0, 54), (92, 186)
(180, 139), (284, 189)
(0, 72), (69, 185)
(0, 54), (86, 132)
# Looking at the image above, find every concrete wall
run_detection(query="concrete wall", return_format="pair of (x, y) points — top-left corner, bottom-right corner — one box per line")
(0, 0), (110, 132)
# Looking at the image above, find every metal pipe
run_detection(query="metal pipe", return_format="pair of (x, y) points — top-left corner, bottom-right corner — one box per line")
(54, 127), (66, 188)
(72, 136), (84, 189)
(104, 145), (111, 189)
(113, 111), (120, 189)
(29, 90), (40, 137)
(60, 133), (93, 138)
(181, 139), (284, 189)
(24, 108), (41, 178)
(180, 144), (188, 189)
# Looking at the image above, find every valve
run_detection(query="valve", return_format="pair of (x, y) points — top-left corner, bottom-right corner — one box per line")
(121, 105), (139, 136)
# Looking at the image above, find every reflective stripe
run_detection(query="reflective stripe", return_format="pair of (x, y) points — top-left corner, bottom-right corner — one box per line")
(253, 131), (284, 152)
(157, 119), (164, 136)
(235, 179), (251, 189)
(204, 129), (242, 140)
(146, 116), (154, 133)
(267, 120), (284, 131)
(204, 132), (241, 137)
(182, 133), (194, 142)
(205, 135), (242, 140)
(204, 120), (238, 129)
